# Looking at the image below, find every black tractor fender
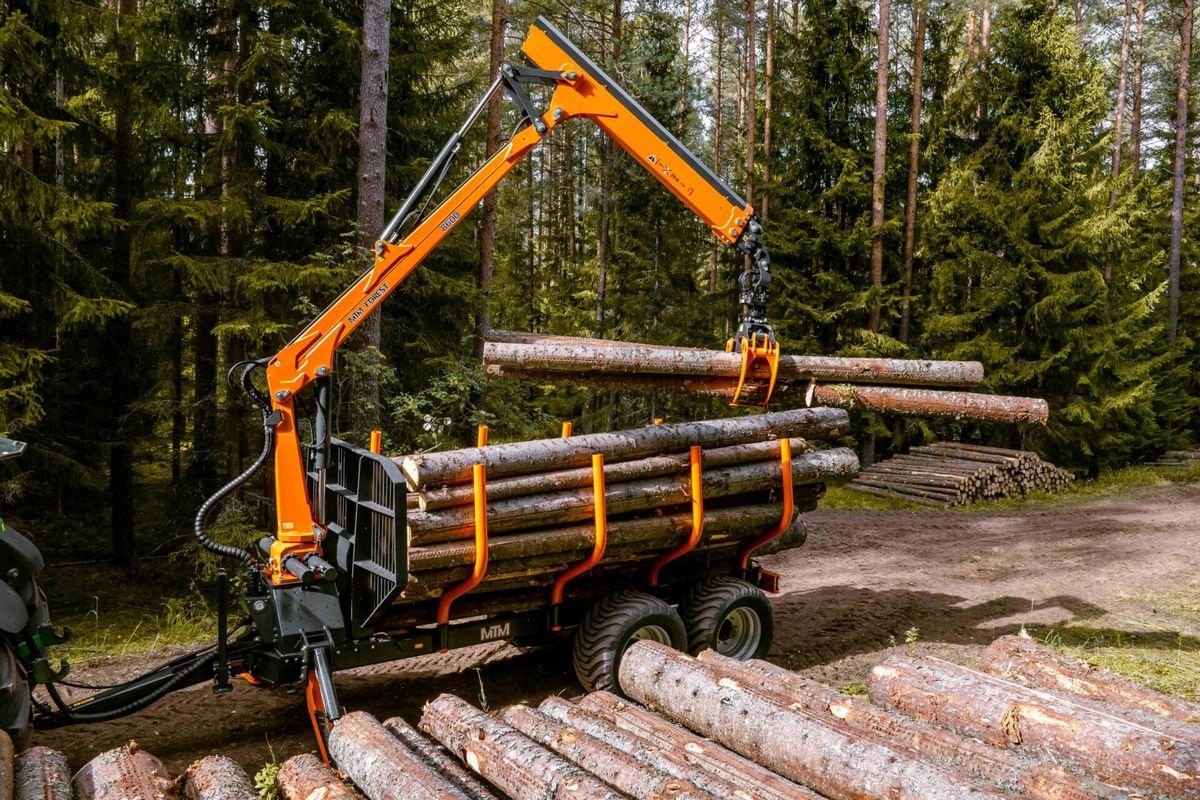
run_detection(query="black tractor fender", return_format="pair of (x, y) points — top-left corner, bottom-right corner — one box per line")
(0, 584), (29, 636)
(0, 526), (44, 611)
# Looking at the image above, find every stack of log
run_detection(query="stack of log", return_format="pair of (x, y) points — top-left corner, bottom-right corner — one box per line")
(848, 442), (1073, 507)
(482, 330), (1051, 425)
(381, 408), (857, 623)
(1150, 449), (1200, 466)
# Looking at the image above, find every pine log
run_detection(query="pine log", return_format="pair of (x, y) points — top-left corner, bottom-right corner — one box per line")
(981, 634), (1200, 727)
(483, 338), (985, 387)
(277, 755), (361, 800)
(618, 642), (1008, 800)
(868, 654), (1200, 798)
(417, 438), (810, 511)
(560, 694), (824, 800)
(408, 448), (856, 542)
(846, 484), (950, 507)
(500, 704), (718, 800)
(178, 756), (255, 800)
(73, 742), (176, 800)
(14, 747), (70, 800)
(399, 407), (849, 487)
(697, 652), (1125, 800)
(381, 717), (499, 800)
(419, 694), (623, 800)
(328, 711), (470, 800)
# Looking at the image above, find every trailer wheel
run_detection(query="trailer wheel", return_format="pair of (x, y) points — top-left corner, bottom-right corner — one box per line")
(681, 577), (773, 660)
(572, 590), (687, 693)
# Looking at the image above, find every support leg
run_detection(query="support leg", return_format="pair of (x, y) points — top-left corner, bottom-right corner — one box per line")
(305, 646), (342, 764)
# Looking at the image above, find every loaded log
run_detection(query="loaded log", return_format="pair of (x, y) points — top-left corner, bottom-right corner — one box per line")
(419, 694), (623, 800)
(559, 694), (824, 800)
(981, 634), (1200, 727)
(500, 704), (717, 800)
(697, 652), (1124, 800)
(14, 747), (70, 800)
(400, 407), (848, 487)
(277, 755), (361, 800)
(178, 756), (256, 800)
(868, 654), (1200, 798)
(73, 742), (176, 800)
(618, 641), (1008, 800)
(328, 711), (471, 800)
(382, 717), (500, 800)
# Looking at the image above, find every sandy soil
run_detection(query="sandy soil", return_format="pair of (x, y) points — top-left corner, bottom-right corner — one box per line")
(34, 482), (1200, 775)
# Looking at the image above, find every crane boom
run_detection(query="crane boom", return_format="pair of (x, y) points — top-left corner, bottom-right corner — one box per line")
(255, 17), (774, 585)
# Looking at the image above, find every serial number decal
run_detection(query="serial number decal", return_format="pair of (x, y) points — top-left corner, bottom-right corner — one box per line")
(439, 210), (462, 232)
(347, 281), (390, 325)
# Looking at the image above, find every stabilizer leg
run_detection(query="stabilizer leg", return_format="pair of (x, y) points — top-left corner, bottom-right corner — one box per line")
(305, 645), (342, 764)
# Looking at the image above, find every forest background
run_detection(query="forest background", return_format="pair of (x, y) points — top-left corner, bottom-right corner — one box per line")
(2, 0), (1198, 569)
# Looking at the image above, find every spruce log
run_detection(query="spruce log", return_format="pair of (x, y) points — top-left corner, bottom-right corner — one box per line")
(408, 448), (856, 542)
(618, 642), (1008, 800)
(399, 407), (849, 487)
(846, 484), (950, 507)
(419, 695), (623, 800)
(981, 634), (1200, 727)
(382, 717), (499, 800)
(328, 711), (470, 800)
(698, 652), (1125, 800)
(559, 695), (824, 800)
(483, 339), (985, 387)
(277, 755), (361, 800)
(868, 654), (1200, 798)
(73, 742), (176, 800)
(14, 747), (70, 800)
(178, 756), (255, 800)
(417, 438), (810, 511)
(500, 704), (718, 800)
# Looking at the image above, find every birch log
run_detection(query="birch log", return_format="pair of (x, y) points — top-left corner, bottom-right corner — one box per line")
(327, 712), (470, 800)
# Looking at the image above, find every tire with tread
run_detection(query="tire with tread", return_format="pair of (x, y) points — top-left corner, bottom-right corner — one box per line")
(572, 590), (687, 693)
(680, 577), (773, 659)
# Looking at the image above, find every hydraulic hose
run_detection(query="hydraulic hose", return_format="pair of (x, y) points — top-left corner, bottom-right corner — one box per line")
(42, 649), (215, 724)
(193, 361), (273, 569)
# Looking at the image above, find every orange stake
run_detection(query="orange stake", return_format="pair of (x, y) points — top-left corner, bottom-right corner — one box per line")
(648, 446), (704, 586)
(369, 429), (382, 454)
(436, 460), (489, 649)
(561, 420), (573, 438)
(738, 438), (793, 572)
(551, 454), (608, 629)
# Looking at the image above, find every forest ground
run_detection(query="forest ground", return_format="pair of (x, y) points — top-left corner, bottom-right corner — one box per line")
(33, 479), (1200, 777)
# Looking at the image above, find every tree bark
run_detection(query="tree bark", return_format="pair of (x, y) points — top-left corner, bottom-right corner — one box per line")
(595, 0), (622, 336)
(1074, 0), (1083, 34)
(419, 695), (623, 800)
(278, 755), (361, 800)
(500, 704), (716, 800)
(709, 21), (725, 294)
(761, 0), (774, 221)
(1168, 0), (1193, 344)
(328, 712), (471, 799)
(1130, 0), (1146, 177)
(745, 0), (756, 213)
(698, 651), (1124, 800)
(178, 756), (255, 800)
(899, 2), (925, 346)
(474, 0), (505, 357)
(14, 746), (70, 800)
(618, 643), (1008, 800)
(400, 406), (848, 487)
(868, 0), (890, 333)
(560, 695), (821, 800)
(355, 0), (391, 429)
(73, 742), (176, 800)
(382, 717), (500, 800)
(1105, 0), (1133, 285)
(868, 654), (1200, 798)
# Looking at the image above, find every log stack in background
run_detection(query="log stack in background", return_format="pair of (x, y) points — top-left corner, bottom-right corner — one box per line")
(848, 442), (1073, 507)
(482, 331), (1050, 425)
(381, 408), (857, 620)
(1150, 449), (1200, 467)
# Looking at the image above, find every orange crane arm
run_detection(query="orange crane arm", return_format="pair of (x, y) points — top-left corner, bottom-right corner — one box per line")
(259, 17), (770, 583)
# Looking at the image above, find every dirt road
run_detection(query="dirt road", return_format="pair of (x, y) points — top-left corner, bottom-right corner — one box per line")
(35, 482), (1200, 775)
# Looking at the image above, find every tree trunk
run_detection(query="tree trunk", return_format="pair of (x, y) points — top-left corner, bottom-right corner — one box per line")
(15, 746), (71, 800)
(869, 655), (1200, 798)
(560, 695), (820, 800)
(475, 0), (504, 358)
(419, 695), (623, 800)
(399, 406), (848, 487)
(619, 643), (1008, 800)
(709, 22), (725, 294)
(1168, 0), (1192, 344)
(745, 0), (756, 213)
(278, 755), (360, 800)
(761, 0), (774, 221)
(355, 0), (390, 430)
(179, 756), (255, 800)
(595, 0), (622, 336)
(1106, 0), (1133, 284)
(1074, 0), (1083, 34)
(1130, 0), (1146, 177)
(898, 1), (925, 346)
(382, 717), (500, 800)
(868, 0), (889, 333)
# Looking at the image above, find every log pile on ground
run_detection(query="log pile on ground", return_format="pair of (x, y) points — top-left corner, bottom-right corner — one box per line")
(847, 442), (1073, 507)
(1150, 449), (1200, 466)
(482, 331), (1050, 424)
(380, 408), (856, 622)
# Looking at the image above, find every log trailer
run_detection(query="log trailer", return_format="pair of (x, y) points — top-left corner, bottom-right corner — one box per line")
(0, 18), (792, 759)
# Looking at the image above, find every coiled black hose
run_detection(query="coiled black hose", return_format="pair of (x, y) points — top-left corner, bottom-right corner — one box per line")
(43, 648), (215, 724)
(193, 361), (273, 569)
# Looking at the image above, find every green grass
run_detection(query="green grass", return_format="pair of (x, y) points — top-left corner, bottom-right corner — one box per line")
(824, 461), (1200, 512)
